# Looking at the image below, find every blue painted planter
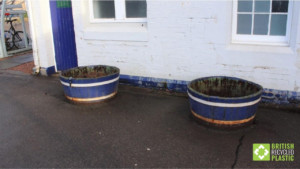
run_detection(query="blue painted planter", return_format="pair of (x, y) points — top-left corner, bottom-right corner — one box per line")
(60, 65), (120, 103)
(188, 76), (263, 126)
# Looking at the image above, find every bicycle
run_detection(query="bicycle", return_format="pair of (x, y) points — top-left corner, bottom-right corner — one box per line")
(4, 12), (29, 51)
(0, 0), (16, 6)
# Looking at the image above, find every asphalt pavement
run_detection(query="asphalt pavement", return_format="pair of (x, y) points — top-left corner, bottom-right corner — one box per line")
(0, 69), (299, 168)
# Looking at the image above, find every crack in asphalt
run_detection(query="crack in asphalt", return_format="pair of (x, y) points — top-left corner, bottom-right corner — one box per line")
(231, 134), (245, 169)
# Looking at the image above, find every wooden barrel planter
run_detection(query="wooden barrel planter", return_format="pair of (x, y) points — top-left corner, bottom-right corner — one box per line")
(60, 65), (120, 103)
(187, 76), (263, 127)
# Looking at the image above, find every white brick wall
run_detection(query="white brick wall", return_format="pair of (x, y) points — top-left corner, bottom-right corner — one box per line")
(66, 0), (300, 92)
(27, 0), (55, 70)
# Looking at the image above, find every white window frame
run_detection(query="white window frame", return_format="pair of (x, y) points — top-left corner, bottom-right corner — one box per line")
(232, 0), (293, 46)
(89, 0), (147, 23)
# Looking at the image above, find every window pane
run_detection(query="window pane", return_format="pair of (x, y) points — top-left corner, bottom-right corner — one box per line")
(237, 14), (252, 34)
(253, 14), (269, 35)
(272, 0), (289, 13)
(255, 0), (270, 12)
(238, 0), (253, 12)
(270, 14), (287, 36)
(93, 0), (115, 18)
(126, 0), (147, 18)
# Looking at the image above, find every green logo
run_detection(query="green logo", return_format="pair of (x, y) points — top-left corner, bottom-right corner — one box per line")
(253, 143), (270, 161)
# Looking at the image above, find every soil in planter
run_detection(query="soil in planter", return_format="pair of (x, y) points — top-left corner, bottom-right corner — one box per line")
(62, 66), (118, 79)
(190, 77), (261, 98)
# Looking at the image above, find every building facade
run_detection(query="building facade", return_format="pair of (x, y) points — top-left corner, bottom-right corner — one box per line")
(27, 0), (300, 103)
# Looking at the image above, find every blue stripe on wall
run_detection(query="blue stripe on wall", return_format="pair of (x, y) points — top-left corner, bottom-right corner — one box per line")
(119, 74), (300, 105)
(120, 74), (188, 92)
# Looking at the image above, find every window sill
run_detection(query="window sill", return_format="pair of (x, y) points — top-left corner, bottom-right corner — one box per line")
(231, 40), (289, 47)
(231, 34), (290, 47)
(227, 41), (294, 54)
(90, 18), (147, 23)
(83, 27), (148, 42)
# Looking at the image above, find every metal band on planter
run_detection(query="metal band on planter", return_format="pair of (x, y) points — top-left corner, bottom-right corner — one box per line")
(187, 92), (261, 107)
(60, 76), (120, 87)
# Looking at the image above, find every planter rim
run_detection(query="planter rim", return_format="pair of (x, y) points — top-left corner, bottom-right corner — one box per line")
(187, 76), (263, 100)
(60, 65), (120, 80)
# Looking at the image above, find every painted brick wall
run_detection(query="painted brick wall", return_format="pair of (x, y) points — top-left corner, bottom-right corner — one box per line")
(26, 0), (55, 70)
(71, 0), (300, 93)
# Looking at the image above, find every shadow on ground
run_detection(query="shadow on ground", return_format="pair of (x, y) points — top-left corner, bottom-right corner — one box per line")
(0, 71), (299, 168)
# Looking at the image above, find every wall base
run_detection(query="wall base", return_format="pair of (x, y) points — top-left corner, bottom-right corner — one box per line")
(120, 74), (188, 93)
(40, 66), (56, 76)
(120, 74), (300, 105)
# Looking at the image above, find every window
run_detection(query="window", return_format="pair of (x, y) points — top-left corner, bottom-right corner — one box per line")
(232, 0), (293, 45)
(90, 0), (147, 22)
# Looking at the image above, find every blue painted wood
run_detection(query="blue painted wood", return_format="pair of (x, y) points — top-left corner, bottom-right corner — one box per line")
(188, 88), (262, 103)
(188, 98), (258, 121)
(61, 73), (119, 84)
(46, 66), (56, 76)
(61, 83), (119, 99)
(60, 65), (120, 103)
(187, 76), (263, 125)
(50, 0), (78, 71)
